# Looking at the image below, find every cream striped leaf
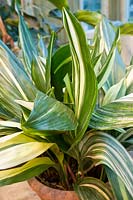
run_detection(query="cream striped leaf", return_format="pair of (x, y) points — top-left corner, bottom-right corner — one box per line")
(62, 8), (97, 142)
(0, 140), (53, 169)
(0, 157), (54, 186)
(0, 41), (36, 118)
(80, 131), (133, 198)
(0, 121), (21, 129)
(0, 105), (13, 120)
(102, 78), (126, 106)
(75, 177), (113, 200)
(97, 28), (120, 89)
(100, 18), (125, 88)
(17, 8), (37, 76)
(22, 92), (78, 132)
(117, 128), (133, 143)
(90, 94), (133, 130)
(106, 167), (133, 200)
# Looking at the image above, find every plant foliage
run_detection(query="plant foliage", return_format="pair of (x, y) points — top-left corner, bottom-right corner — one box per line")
(0, 4), (133, 200)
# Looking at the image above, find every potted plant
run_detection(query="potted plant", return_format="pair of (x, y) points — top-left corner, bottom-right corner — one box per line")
(0, 3), (133, 200)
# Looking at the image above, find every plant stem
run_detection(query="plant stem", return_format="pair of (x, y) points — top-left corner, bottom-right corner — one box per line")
(64, 164), (70, 190)
(100, 166), (104, 180)
(67, 163), (76, 183)
(83, 163), (95, 175)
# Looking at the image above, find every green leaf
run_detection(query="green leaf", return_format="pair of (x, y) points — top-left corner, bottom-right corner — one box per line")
(75, 177), (113, 200)
(17, 9), (37, 75)
(0, 41), (36, 118)
(31, 56), (47, 93)
(93, 53), (102, 73)
(75, 10), (102, 26)
(62, 8), (97, 142)
(0, 127), (20, 136)
(51, 44), (72, 100)
(50, 144), (67, 185)
(90, 108), (133, 130)
(38, 36), (48, 58)
(117, 128), (133, 143)
(45, 31), (55, 91)
(0, 132), (35, 149)
(120, 23), (133, 35)
(0, 121), (21, 129)
(102, 78), (126, 106)
(23, 92), (78, 132)
(106, 167), (133, 200)
(0, 157), (54, 186)
(97, 48), (117, 89)
(47, 0), (69, 10)
(90, 94), (133, 130)
(100, 18), (126, 87)
(97, 28), (120, 89)
(91, 25), (104, 60)
(126, 66), (133, 94)
(0, 140), (53, 169)
(130, 57), (133, 65)
(0, 105), (14, 120)
(75, 10), (133, 36)
(80, 131), (133, 198)
(64, 73), (74, 104)
(15, 100), (33, 111)
(0, 121), (21, 136)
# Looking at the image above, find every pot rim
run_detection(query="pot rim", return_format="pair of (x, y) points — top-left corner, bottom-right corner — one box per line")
(28, 178), (79, 200)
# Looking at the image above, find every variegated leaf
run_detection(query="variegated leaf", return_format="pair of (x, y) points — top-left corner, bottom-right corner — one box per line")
(0, 157), (54, 186)
(80, 131), (133, 198)
(90, 94), (133, 130)
(0, 41), (36, 118)
(63, 8), (97, 143)
(22, 92), (78, 132)
(0, 139), (53, 169)
(75, 177), (113, 200)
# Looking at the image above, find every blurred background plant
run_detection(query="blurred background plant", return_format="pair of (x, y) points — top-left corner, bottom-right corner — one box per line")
(1, 0), (132, 64)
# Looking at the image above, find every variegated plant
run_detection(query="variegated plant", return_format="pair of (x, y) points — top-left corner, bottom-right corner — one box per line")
(0, 4), (133, 200)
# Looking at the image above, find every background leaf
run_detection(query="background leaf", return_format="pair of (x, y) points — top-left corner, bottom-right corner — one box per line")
(100, 18), (126, 89)
(75, 10), (102, 26)
(47, 0), (69, 10)
(120, 23), (133, 35)
(102, 78), (126, 105)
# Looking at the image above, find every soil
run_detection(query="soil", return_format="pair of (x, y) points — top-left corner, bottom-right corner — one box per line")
(37, 157), (78, 191)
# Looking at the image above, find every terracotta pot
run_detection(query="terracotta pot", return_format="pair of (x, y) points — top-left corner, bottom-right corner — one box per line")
(28, 178), (79, 200)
